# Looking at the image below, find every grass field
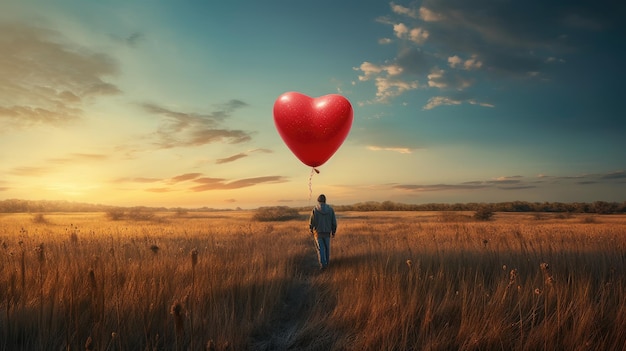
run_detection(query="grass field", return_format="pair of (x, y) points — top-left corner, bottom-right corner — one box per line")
(1, 210), (625, 350)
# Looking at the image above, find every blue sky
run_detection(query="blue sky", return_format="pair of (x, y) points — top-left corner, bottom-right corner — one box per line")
(0, 0), (624, 208)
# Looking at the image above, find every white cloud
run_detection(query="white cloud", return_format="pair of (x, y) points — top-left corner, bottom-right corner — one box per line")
(409, 27), (429, 44)
(492, 176), (523, 182)
(423, 96), (462, 110)
(391, 2), (418, 18)
(393, 23), (428, 44)
(448, 55), (483, 70)
(378, 38), (393, 44)
(427, 68), (447, 88)
(385, 64), (403, 76)
(0, 22), (120, 129)
(393, 23), (409, 38)
(463, 56), (483, 70)
(468, 100), (495, 108)
(142, 101), (251, 148)
(374, 77), (418, 103)
(427, 68), (472, 90)
(355, 62), (383, 81)
(354, 61), (418, 103)
(419, 7), (444, 22)
(355, 62), (403, 80)
(448, 55), (463, 68)
(367, 145), (413, 154)
(424, 96), (494, 110)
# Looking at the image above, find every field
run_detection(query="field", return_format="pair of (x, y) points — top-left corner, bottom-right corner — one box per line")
(1, 210), (625, 350)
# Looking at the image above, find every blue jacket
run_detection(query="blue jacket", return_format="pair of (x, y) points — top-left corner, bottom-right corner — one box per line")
(309, 203), (337, 235)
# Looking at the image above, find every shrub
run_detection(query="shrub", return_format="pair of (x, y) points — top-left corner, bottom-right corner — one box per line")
(253, 206), (302, 221)
(127, 208), (155, 221)
(106, 208), (125, 221)
(581, 215), (599, 224)
(174, 208), (188, 216)
(32, 213), (48, 224)
(533, 213), (546, 220)
(473, 206), (494, 221)
(554, 212), (573, 219)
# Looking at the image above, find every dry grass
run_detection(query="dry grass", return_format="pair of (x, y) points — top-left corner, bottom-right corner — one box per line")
(0, 211), (625, 350)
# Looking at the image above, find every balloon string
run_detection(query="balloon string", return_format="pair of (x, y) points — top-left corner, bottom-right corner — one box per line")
(308, 167), (320, 202)
(308, 168), (314, 201)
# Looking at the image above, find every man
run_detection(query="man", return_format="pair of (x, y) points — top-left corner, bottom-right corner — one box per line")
(309, 194), (337, 269)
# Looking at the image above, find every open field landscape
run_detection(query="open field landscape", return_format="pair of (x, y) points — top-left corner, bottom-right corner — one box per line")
(1, 210), (625, 350)
(3, 1), (625, 350)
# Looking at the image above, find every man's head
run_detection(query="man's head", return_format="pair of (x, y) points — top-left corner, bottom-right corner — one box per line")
(317, 194), (326, 203)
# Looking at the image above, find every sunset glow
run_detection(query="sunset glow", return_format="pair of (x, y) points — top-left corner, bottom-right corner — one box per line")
(1, 0), (624, 209)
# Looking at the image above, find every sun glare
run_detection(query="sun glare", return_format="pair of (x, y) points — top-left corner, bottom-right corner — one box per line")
(44, 182), (98, 197)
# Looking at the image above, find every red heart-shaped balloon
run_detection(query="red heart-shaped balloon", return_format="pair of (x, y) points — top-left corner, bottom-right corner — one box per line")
(273, 92), (353, 168)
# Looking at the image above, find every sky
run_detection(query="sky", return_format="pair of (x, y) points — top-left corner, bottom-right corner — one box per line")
(1, 0), (625, 209)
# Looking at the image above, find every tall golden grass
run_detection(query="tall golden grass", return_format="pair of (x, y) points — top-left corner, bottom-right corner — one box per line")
(0, 211), (625, 350)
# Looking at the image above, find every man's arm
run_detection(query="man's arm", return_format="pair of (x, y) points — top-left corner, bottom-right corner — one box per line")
(309, 209), (316, 233)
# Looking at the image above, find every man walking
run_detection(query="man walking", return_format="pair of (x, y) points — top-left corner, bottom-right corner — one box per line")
(309, 194), (337, 269)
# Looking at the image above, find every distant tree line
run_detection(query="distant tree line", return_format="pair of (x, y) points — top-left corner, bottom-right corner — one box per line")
(329, 200), (626, 214)
(0, 199), (112, 213)
(0, 198), (625, 214)
(0, 199), (223, 214)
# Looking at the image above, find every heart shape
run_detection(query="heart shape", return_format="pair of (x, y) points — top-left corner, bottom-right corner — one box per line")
(273, 92), (353, 168)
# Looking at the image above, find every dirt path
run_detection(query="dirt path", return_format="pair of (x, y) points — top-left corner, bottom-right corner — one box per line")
(249, 238), (323, 351)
